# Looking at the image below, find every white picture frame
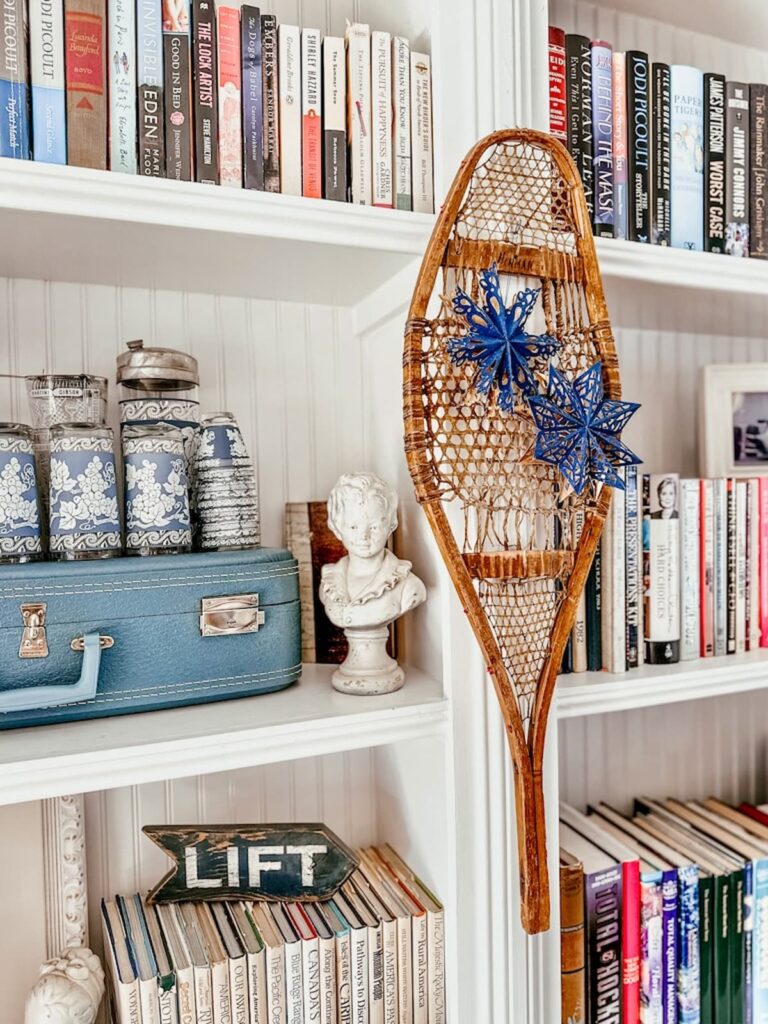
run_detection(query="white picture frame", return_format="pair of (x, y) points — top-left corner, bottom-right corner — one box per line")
(700, 363), (768, 478)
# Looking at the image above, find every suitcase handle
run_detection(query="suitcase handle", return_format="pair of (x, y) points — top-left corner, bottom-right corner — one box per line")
(0, 632), (109, 713)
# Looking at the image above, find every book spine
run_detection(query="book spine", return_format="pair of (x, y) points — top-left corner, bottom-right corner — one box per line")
(29, 0), (66, 162)
(240, 5), (262, 189)
(426, 911), (445, 1024)
(737, 480), (748, 653)
(260, 13), (278, 192)
(752, 83), (768, 258)
(745, 861), (754, 1024)
(266, 946), (287, 1024)
(370, 29), (392, 207)
(761, 478), (768, 647)
(700, 478), (715, 657)
(643, 472), (681, 664)
(391, 35), (410, 210)
(301, 938), (322, 1024)
(591, 41), (614, 236)
(301, 26), (321, 198)
(726, 81), (751, 256)
(732, 870), (745, 1024)
(700, 878), (714, 1024)
(336, 928), (353, 1024)
(652, 62), (671, 245)
(661, 871), (678, 1024)
(680, 479), (701, 660)
(410, 51), (433, 214)
(641, 878), (664, 1023)
(351, 925), (370, 1024)
(278, 23), (301, 195)
(678, 864), (701, 1024)
(412, 915), (428, 1024)
(753, 858), (768, 1024)
(193, 965), (213, 1024)
(323, 37), (346, 202)
(229, 955), (248, 1024)
(704, 73), (726, 252)
(623, 860), (641, 1024)
(285, 940), (304, 1024)
(714, 478), (728, 656)
(107, 0), (136, 171)
(548, 25), (567, 142)
(191, 0), (217, 183)
(750, 480), (761, 651)
(714, 877), (731, 1024)
(211, 959), (231, 1024)
(670, 65), (704, 250)
(572, 507), (587, 672)
(626, 50), (650, 242)
(0, 0), (30, 158)
(65, 0), (106, 168)
(345, 22), (370, 205)
(163, 0), (192, 180)
(727, 477), (738, 653)
(625, 465), (641, 670)
(380, 920), (397, 1024)
(318, 934), (336, 1024)
(586, 866), (622, 1024)
(560, 860), (586, 1024)
(217, 4), (241, 187)
(248, 948), (267, 1024)
(137, 0), (164, 176)
(565, 35), (584, 174)
(612, 479), (626, 673)
(176, 965), (196, 1024)
(368, 923), (385, 1024)
(586, 540), (603, 671)
(611, 51), (627, 240)
(395, 916), (413, 1024)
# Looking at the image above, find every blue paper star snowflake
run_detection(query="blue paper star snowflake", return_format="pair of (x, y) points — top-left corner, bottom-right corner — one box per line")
(449, 264), (560, 409)
(527, 362), (641, 495)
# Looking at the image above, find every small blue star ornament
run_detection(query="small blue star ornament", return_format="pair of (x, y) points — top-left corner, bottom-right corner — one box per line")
(527, 361), (641, 496)
(449, 264), (560, 409)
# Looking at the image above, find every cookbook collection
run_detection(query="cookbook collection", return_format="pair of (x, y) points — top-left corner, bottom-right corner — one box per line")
(0, 0), (434, 211)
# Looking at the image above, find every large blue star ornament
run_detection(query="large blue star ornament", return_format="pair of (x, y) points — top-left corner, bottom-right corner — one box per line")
(527, 362), (641, 495)
(449, 264), (560, 410)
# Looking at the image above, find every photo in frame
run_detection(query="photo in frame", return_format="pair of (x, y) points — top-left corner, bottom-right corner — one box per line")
(700, 363), (768, 477)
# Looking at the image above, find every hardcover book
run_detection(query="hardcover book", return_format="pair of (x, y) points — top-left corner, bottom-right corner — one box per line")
(571, 508), (588, 673)
(260, 13), (278, 192)
(642, 472), (681, 664)
(410, 51), (433, 214)
(700, 477), (715, 657)
(107, 0), (136, 172)
(371, 29), (392, 208)
(322, 36), (346, 203)
(392, 35), (410, 210)
(651, 62), (671, 245)
(625, 464), (641, 670)
(714, 477), (727, 656)
(585, 542), (602, 671)
(240, 5), (262, 190)
(560, 851), (586, 1024)
(345, 21), (371, 205)
(30, 0), (66, 162)
(0, 0), (30, 158)
(670, 65), (704, 251)
(278, 22), (301, 196)
(217, 4), (242, 187)
(736, 478), (747, 653)
(548, 25), (567, 143)
(301, 27), (322, 199)
(626, 50), (651, 243)
(704, 73), (726, 252)
(162, 0), (192, 180)
(565, 33), (593, 219)
(726, 81), (751, 257)
(727, 477), (738, 653)
(751, 83), (768, 259)
(680, 478), (701, 660)
(611, 51), (627, 240)
(591, 40), (614, 236)
(137, 0), (164, 176)
(65, 0), (106, 168)
(602, 475), (626, 673)
(760, 477), (768, 647)
(191, 0), (217, 184)
(661, 872), (678, 1024)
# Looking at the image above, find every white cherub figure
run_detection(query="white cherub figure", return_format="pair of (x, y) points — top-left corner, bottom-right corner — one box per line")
(25, 947), (105, 1024)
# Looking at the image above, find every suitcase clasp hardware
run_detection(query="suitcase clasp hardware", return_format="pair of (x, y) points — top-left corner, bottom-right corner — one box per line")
(19, 603), (48, 659)
(200, 594), (265, 637)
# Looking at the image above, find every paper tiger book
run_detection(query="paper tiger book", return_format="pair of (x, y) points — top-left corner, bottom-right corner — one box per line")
(670, 65), (704, 251)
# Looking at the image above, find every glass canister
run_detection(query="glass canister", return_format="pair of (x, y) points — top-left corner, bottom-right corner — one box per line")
(48, 423), (121, 559)
(0, 423), (44, 563)
(196, 412), (261, 551)
(123, 423), (192, 555)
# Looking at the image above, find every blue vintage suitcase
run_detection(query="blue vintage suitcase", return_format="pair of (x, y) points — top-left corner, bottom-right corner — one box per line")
(0, 549), (301, 729)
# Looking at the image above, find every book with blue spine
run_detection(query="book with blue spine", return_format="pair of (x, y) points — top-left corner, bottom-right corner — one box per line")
(591, 40), (614, 236)
(29, 0), (66, 162)
(0, 0), (30, 158)
(670, 65), (704, 250)
(661, 871), (679, 1024)
(678, 863), (701, 1024)
(754, 857), (768, 1024)
(642, 875), (665, 1023)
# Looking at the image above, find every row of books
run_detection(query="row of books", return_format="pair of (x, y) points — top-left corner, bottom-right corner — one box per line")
(559, 796), (768, 1024)
(562, 470), (768, 675)
(548, 28), (766, 256)
(0, 0), (435, 211)
(102, 845), (445, 1024)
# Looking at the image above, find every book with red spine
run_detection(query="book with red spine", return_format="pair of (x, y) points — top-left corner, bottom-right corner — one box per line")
(217, 3), (241, 186)
(739, 803), (768, 828)
(760, 477), (768, 646)
(622, 858), (641, 1024)
(65, 0), (107, 168)
(548, 26), (567, 142)
(700, 478), (715, 657)
(301, 27), (321, 198)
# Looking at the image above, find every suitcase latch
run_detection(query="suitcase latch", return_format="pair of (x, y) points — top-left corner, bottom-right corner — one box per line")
(200, 594), (265, 637)
(19, 603), (48, 659)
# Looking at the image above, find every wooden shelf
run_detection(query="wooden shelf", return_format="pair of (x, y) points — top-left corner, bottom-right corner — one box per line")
(556, 650), (768, 719)
(0, 159), (433, 306)
(0, 664), (447, 806)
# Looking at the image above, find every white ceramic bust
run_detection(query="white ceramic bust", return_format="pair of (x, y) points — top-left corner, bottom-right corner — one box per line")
(25, 947), (104, 1024)
(320, 472), (426, 695)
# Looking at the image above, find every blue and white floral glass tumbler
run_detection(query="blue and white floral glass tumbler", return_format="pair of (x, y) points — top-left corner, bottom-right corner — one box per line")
(48, 423), (121, 559)
(123, 423), (192, 555)
(0, 423), (44, 563)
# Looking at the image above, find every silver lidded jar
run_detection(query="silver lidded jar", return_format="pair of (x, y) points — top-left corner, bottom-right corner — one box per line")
(123, 423), (192, 556)
(0, 423), (44, 563)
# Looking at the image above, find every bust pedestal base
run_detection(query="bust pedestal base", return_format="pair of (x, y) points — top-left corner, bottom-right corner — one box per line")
(332, 625), (404, 695)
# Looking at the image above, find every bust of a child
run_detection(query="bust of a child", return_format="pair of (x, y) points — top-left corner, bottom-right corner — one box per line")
(319, 473), (426, 695)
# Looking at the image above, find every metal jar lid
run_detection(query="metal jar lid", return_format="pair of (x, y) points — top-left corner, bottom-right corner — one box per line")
(116, 339), (200, 391)
(0, 422), (34, 438)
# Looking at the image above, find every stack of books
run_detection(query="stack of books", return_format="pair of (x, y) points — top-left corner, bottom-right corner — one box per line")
(0, 0), (434, 211)
(548, 27), (767, 256)
(102, 845), (445, 1023)
(561, 469), (768, 675)
(559, 796), (768, 1024)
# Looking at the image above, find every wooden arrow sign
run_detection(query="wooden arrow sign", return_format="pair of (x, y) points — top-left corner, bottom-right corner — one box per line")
(143, 823), (359, 904)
